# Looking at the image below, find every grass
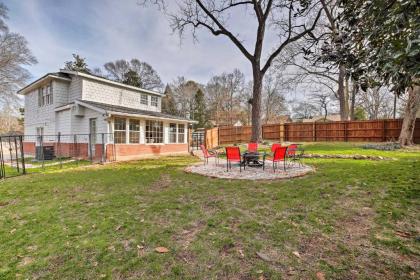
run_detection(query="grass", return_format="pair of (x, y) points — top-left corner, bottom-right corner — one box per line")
(0, 142), (419, 279)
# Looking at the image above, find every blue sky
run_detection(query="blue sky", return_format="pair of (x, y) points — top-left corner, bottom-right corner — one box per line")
(5, 0), (256, 85)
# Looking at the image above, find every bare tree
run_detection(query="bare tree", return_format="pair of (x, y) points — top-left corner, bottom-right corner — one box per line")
(356, 87), (395, 120)
(310, 92), (331, 120)
(206, 69), (244, 126)
(0, 3), (37, 109)
(292, 100), (318, 120)
(262, 70), (288, 124)
(103, 59), (163, 91)
(143, 0), (322, 141)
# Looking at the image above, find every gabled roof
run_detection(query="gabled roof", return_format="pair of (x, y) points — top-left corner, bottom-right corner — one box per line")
(77, 100), (196, 123)
(60, 70), (164, 97)
(18, 72), (72, 94)
(18, 70), (164, 96)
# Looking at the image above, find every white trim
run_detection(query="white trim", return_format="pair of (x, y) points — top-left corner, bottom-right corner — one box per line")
(107, 111), (197, 123)
(60, 70), (164, 97)
(18, 75), (71, 95)
(75, 100), (107, 114)
(54, 104), (72, 112)
(76, 100), (197, 123)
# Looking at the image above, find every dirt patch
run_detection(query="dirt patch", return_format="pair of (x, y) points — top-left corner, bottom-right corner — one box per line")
(174, 220), (206, 249)
(150, 174), (172, 191)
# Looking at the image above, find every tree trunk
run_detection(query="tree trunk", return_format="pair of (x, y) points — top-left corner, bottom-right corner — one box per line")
(251, 68), (263, 142)
(350, 82), (358, 120)
(399, 85), (420, 145)
(337, 65), (349, 120)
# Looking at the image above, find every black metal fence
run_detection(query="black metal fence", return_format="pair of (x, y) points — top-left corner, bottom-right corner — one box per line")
(0, 133), (116, 179)
(191, 130), (205, 150)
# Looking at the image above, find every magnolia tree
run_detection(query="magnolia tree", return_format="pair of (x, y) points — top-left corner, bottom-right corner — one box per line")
(340, 0), (420, 145)
(143, 0), (322, 141)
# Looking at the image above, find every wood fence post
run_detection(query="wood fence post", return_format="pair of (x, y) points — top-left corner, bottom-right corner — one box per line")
(344, 122), (348, 142)
(312, 122), (316, 142)
(383, 120), (387, 142)
(279, 123), (284, 142)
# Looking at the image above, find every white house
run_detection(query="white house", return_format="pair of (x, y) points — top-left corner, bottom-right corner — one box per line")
(19, 70), (195, 161)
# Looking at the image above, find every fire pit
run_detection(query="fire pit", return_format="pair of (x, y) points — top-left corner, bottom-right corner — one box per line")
(242, 152), (264, 167)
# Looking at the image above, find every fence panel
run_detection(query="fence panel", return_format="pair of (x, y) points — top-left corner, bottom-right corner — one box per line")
(262, 124), (281, 140)
(209, 118), (420, 145)
(205, 128), (219, 149)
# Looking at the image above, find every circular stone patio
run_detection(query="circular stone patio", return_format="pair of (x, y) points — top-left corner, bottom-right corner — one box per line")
(185, 159), (314, 180)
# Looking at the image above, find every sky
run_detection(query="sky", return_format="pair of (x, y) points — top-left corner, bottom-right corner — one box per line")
(5, 0), (260, 85)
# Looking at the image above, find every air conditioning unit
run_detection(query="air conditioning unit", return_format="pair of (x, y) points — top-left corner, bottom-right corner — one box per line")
(72, 104), (85, 117)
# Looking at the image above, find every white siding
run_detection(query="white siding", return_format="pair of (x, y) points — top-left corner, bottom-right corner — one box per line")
(81, 78), (161, 112)
(68, 76), (83, 101)
(55, 109), (72, 135)
(53, 80), (70, 106)
(71, 107), (109, 135)
(24, 88), (56, 136)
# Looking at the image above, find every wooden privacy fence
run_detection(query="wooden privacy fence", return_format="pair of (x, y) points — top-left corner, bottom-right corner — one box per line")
(205, 118), (420, 148)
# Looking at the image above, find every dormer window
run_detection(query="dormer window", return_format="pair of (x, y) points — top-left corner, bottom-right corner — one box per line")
(151, 96), (158, 107)
(141, 94), (148, 105)
(38, 82), (53, 107)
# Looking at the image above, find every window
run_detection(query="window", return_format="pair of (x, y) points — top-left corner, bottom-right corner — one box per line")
(141, 94), (148, 105)
(45, 84), (53, 105)
(37, 83), (53, 107)
(129, 119), (140, 144)
(114, 117), (126, 144)
(38, 88), (43, 107)
(178, 124), (185, 143)
(145, 120), (163, 143)
(151, 96), (158, 107)
(169, 123), (177, 143)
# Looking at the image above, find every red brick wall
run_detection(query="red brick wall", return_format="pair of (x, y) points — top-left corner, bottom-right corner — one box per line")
(114, 143), (189, 160)
(21, 142), (188, 161)
(23, 142), (36, 155)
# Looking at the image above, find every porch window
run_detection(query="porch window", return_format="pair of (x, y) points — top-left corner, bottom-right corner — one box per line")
(129, 119), (140, 144)
(178, 124), (185, 143)
(145, 120), (163, 143)
(151, 96), (158, 107)
(169, 123), (177, 143)
(141, 94), (148, 105)
(114, 117), (126, 144)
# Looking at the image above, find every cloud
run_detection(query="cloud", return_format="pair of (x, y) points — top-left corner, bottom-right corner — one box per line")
(5, 0), (254, 84)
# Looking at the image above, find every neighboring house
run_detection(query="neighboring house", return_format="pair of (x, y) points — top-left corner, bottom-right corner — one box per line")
(264, 115), (292, 124)
(19, 70), (195, 161)
(300, 114), (341, 123)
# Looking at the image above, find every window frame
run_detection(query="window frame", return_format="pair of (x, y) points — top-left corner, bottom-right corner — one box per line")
(114, 117), (127, 144)
(141, 94), (148, 105)
(151, 96), (158, 107)
(169, 123), (177, 143)
(129, 119), (140, 144)
(178, 123), (185, 143)
(145, 120), (163, 144)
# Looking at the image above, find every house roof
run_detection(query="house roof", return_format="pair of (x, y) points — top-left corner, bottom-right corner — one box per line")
(77, 100), (195, 123)
(18, 70), (164, 97)
(60, 70), (164, 97)
(18, 72), (72, 94)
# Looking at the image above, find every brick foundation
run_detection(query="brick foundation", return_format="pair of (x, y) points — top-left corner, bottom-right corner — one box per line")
(113, 143), (189, 161)
(22, 142), (188, 161)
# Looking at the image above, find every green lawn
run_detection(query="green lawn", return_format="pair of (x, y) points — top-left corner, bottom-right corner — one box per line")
(0, 143), (419, 279)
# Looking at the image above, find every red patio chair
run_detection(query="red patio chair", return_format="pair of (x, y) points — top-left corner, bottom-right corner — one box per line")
(286, 144), (304, 167)
(200, 144), (218, 165)
(248, 142), (258, 153)
(264, 146), (288, 172)
(225, 146), (244, 172)
(270, 143), (282, 154)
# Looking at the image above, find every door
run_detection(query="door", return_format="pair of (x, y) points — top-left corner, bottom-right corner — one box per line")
(89, 118), (97, 157)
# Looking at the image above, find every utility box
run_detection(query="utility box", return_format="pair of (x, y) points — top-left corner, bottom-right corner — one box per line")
(35, 146), (55, 160)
